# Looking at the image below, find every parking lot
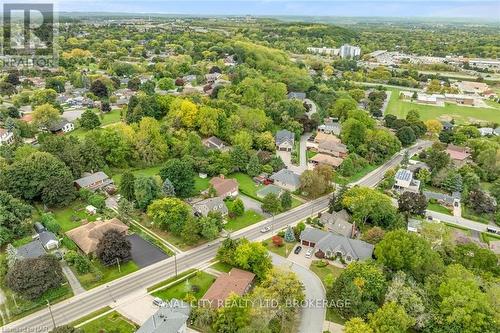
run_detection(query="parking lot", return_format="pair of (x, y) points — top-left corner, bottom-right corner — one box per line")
(286, 243), (313, 268)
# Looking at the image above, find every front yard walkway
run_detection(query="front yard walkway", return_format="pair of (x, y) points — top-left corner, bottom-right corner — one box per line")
(323, 320), (344, 333)
(62, 262), (85, 295)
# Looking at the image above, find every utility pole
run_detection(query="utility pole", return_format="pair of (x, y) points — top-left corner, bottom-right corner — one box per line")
(46, 300), (56, 329)
(116, 257), (121, 273)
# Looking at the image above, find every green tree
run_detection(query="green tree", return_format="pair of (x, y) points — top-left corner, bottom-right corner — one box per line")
(234, 239), (272, 279)
(342, 118), (367, 150)
(160, 159), (195, 198)
(147, 197), (192, 235)
(327, 262), (387, 319)
(284, 225), (296, 242)
(32, 103), (61, 129)
(246, 154), (261, 177)
(213, 294), (250, 333)
(280, 191), (292, 210)
(120, 171), (136, 202)
(262, 193), (282, 214)
(396, 126), (416, 146)
(342, 187), (398, 228)
(345, 318), (373, 333)
(230, 198), (245, 217)
(368, 302), (415, 333)
(90, 79), (109, 98)
(398, 192), (427, 216)
(0, 191), (32, 246)
(79, 109), (101, 130)
(134, 176), (161, 210)
(375, 230), (444, 281)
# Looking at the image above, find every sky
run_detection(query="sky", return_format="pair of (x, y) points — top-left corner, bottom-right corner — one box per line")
(23, 1), (500, 18)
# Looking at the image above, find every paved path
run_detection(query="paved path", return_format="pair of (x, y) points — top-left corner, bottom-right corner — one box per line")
(304, 98), (317, 119)
(278, 132), (311, 174)
(271, 253), (326, 333)
(61, 262), (85, 295)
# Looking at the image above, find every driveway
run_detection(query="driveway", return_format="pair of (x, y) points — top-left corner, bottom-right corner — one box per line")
(115, 290), (156, 325)
(304, 98), (317, 119)
(286, 244), (312, 268)
(62, 109), (85, 122)
(270, 253), (326, 333)
(276, 133), (311, 175)
(105, 195), (120, 211)
(239, 194), (270, 217)
(127, 234), (169, 268)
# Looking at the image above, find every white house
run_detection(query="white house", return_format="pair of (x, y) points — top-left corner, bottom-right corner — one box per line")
(0, 128), (14, 146)
(393, 169), (421, 193)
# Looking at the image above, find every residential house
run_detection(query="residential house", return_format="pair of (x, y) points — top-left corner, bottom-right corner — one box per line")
(441, 121), (453, 131)
(318, 118), (341, 135)
(205, 72), (222, 83)
(275, 129), (295, 152)
(287, 92), (306, 101)
(66, 218), (129, 255)
(299, 228), (374, 262)
(494, 128), (500, 136)
(49, 118), (74, 134)
(444, 93), (475, 106)
(320, 210), (354, 238)
(407, 218), (423, 233)
(479, 127), (494, 136)
(209, 175), (239, 199)
(393, 169), (421, 193)
(309, 153), (343, 169)
(16, 241), (46, 259)
(33, 222), (59, 250)
(424, 190), (461, 208)
(74, 171), (113, 192)
(201, 268), (255, 308)
(269, 169), (301, 192)
(193, 197), (228, 217)
(202, 136), (229, 151)
(446, 144), (470, 166)
(318, 139), (348, 158)
(0, 128), (14, 146)
(137, 299), (190, 333)
(182, 75), (197, 84)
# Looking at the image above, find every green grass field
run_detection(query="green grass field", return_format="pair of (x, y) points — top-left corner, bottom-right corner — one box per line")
(230, 172), (264, 201)
(262, 237), (297, 257)
(49, 200), (101, 232)
(77, 311), (137, 333)
(194, 176), (210, 193)
(427, 202), (453, 216)
(224, 210), (264, 232)
(111, 165), (163, 185)
(386, 88), (500, 124)
(76, 260), (139, 290)
(152, 271), (215, 301)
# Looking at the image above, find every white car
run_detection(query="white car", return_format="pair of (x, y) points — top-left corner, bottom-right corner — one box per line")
(153, 297), (165, 307)
(305, 249), (313, 258)
(260, 226), (271, 233)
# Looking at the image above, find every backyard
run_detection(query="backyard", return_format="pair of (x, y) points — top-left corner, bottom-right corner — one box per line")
(48, 200), (105, 232)
(385, 88), (500, 124)
(230, 172), (264, 201)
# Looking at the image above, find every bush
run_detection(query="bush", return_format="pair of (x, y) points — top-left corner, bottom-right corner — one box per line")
(40, 213), (61, 234)
(88, 194), (105, 210)
(65, 251), (92, 274)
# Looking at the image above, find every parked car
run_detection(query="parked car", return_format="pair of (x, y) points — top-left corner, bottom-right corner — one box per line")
(305, 248), (313, 258)
(153, 297), (165, 307)
(294, 246), (302, 254)
(487, 226), (500, 235)
(260, 226), (271, 233)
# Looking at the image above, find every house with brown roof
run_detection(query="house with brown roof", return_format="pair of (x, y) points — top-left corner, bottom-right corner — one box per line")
(201, 268), (255, 308)
(209, 175), (239, 199)
(309, 153), (343, 169)
(446, 144), (470, 167)
(65, 218), (129, 255)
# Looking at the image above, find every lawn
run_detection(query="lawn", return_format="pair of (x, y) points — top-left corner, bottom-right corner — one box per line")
(111, 164), (163, 185)
(262, 237), (297, 257)
(194, 176), (210, 193)
(152, 271), (216, 301)
(385, 88), (500, 124)
(333, 164), (378, 185)
(147, 269), (197, 292)
(306, 150), (317, 159)
(309, 260), (344, 283)
(99, 109), (122, 126)
(210, 261), (233, 273)
(427, 202), (452, 215)
(77, 311), (137, 333)
(75, 260), (139, 290)
(224, 210), (264, 231)
(230, 172), (264, 201)
(49, 200), (101, 232)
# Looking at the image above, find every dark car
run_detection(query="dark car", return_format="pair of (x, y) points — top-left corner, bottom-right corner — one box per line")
(294, 246), (302, 254)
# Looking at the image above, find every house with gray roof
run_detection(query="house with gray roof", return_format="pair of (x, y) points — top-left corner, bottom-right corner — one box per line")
(74, 171), (113, 192)
(318, 119), (341, 135)
(193, 197), (228, 217)
(16, 240), (46, 259)
(137, 299), (190, 333)
(320, 210), (354, 238)
(287, 92), (306, 100)
(270, 169), (301, 191)
(49, 118), (74, 134)
(275, 129), (295, 151)
(202, 136), (229, 151)
(38, 231), (59, 250)
(424, 190), (461, 207)
(299, 228), (374, 262)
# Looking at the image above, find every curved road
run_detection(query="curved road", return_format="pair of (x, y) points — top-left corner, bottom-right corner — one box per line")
(271, 253), (326, 333)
